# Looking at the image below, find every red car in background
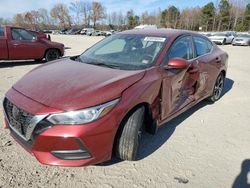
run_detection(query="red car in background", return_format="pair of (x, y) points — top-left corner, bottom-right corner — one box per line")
(0, 26), (64, 62)
(2, 29), (228, 166)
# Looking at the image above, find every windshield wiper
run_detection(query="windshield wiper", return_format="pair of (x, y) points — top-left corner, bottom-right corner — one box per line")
(89, 62), (121, 69)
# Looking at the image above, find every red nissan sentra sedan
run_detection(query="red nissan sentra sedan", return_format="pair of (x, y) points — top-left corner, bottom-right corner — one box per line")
(2, 29), (228, 166)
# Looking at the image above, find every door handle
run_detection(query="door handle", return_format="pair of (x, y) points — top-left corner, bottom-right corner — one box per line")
(13, 43), (20, 47)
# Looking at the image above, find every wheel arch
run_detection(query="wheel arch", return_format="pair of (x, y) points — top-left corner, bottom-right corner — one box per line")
(221, 69), (226, 78)
(112, 102), (155, 155)
(44, 48), (62, 58)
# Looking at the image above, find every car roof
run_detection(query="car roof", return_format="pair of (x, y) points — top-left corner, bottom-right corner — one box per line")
(119, 28), (198, 38)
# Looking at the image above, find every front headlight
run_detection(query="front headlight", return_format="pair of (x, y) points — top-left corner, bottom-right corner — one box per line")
(46, 99), (119, 125)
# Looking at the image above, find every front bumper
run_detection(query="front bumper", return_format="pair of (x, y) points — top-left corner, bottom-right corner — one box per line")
(211, 39), (224, 44)
(3, 89), (120, 166)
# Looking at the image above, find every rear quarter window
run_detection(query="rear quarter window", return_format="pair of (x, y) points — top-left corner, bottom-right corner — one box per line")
(0, 27), (5, 36)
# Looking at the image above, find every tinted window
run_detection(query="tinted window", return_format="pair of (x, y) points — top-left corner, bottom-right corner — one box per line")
(0, 27), (4, 36)
(168, 36), (194, 60)
(194, 36), (213, 56)
(11, 28), (34, 40)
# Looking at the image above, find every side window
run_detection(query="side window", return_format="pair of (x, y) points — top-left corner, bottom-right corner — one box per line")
(0, 27), (4, 36)
(206, 39), (213, 52)
(167, 36), (194, 61)
(11, 28), (34, 41)
(94, 39), (126, 55)
(193, 36), (213, 56)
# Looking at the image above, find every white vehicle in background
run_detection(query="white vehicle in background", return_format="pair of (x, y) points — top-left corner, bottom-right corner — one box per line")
(134, 25), (157, 30)
(232, 33), (250, 46)
(80, 28), (94, 35)
(209, 32), (235, 45)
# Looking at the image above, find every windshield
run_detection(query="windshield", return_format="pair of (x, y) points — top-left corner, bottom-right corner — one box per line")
(78, 34), (167, 70)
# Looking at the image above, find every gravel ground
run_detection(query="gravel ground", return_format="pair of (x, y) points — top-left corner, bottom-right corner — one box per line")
(0, 35), (250, 188)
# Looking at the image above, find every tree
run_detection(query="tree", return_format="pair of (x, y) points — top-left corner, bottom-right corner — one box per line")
(50, 3), (71, 29)
(82, 2), (92, 26)
(217, 0), (231, 31)
(91, 1), (106, 28)
(13, 14), (26, 27)
(24, 12), (33, 25)
(70, 1), (91, 25)
(127, 10), (139, 29)
(244, 3), (250, 30)
(117, 11), (126, 28)
(0, 17), (12, 25)
(160, 6), (180, 28)
(38, 8), (50, 25)
(201, 2), (215, 31)
(179, 7), (202, 30)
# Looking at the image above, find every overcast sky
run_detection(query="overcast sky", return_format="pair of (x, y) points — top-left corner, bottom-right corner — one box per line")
(0, 0), (249, 19)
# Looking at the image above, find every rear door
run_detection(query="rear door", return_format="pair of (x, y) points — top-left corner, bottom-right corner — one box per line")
(0, 26), (8, 59)
(8, 28), (45, 60)
(192, 36), (220, 98)
(161, 35), (199, 120)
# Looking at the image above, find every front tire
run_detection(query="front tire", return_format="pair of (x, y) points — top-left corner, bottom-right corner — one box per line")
(45, 49), (60, 62)
(115, 107), (145, 161)
(222, 39), (226, 45)
(207, 73), (225, 102)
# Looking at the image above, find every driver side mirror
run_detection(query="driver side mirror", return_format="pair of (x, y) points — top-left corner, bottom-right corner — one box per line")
(164, 58), (190, 69)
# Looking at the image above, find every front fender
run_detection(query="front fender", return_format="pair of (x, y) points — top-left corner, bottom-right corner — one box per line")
(118, 67), (162, 125)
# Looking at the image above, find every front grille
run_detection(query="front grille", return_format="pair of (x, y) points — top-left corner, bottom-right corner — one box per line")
(3, 98), (34, 139)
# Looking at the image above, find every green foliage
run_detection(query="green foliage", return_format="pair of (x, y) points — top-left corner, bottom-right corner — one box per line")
(235, 22), (247, 31)
(127, 15), (139, 29)
(160, 6), (180, 28)
(244, 3), (250, 30)
(218, 0), (231, 30)
(201, 2), (215, 31)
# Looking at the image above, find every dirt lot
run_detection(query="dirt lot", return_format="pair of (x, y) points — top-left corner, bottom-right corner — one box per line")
(0, 35), (250, 188)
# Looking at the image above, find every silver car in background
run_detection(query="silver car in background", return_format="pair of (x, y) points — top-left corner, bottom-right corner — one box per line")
(209, 32), (234, 45)
(232, 33), (250, 46)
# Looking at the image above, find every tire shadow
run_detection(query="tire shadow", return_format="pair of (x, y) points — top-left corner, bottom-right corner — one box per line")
(99, 78), (234, 166)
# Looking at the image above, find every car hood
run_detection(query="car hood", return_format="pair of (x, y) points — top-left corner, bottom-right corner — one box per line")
(13, 58), (145, 111)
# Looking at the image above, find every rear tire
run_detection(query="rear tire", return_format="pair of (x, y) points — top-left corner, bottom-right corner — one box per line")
(115, 107), (145, 161)
(45, 49), (60, 62)
(207, 72), (225, 102)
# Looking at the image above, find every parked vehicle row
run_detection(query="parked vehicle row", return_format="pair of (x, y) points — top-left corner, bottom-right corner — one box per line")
(49, 27), (117, 37)
(80, 28), (116, 37)
(201, 31), (250, 46)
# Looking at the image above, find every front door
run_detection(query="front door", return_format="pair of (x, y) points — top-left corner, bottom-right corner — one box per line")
(161, 35), (199, 120)
(8, 28), (44, 60)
